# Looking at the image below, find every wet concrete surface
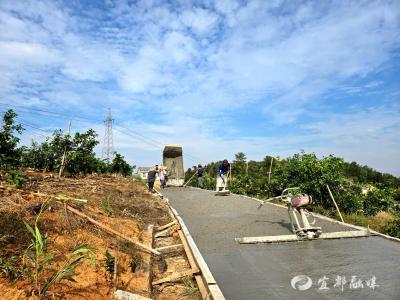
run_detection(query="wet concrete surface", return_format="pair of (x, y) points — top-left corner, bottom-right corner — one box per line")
(161, 187), (400, 300)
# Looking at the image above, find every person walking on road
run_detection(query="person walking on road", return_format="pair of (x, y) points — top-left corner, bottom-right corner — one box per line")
(147, 167), (157, 192)
(197, 164), (204, 188)
(216, 159), (230, 191)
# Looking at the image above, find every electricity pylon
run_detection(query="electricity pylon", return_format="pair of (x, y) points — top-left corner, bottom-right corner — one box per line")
(102, 108), (114, 163)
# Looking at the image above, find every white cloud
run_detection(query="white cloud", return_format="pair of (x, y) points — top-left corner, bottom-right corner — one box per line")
(0, 41), (60, 66)
(1, 0), (399, 175)
(180, 7), (219, 35)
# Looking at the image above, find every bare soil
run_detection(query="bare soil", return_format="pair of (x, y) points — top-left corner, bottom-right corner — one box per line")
(0, 170), (200, 300)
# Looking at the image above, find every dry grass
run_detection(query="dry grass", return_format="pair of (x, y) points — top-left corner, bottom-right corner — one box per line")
(367, 211), (397, 232)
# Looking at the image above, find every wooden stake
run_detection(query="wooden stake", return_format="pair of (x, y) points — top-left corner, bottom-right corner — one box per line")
(267, 157), (274, 184)
(228, 161), (232, 183)
(177, 229), (212, 299)
(152, 269), (199, 285)
(65, 205), (160, 255)
(146, 224), (154, 298)
(155, 244), (184, 254)
(326, 184), (344, 223)
(156, 221), (177, 231)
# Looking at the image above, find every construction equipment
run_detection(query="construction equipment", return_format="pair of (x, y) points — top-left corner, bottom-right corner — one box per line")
(236, 187), (372, 244)
(163, 145), (184, 186)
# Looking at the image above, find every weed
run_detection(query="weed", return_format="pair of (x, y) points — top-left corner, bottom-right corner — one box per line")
(117, 241), (143, 271)
(7, 170), (26, 188)
(178, 276), (201, 300)
(23, 202), (96, 299)
(0, 253), (24, 282)
(101, 197), (113, 217)
(103, 250), (115, 274)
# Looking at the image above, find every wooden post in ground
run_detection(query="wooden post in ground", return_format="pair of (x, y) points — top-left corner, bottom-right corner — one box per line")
(267, 157), (274, 184)
(146, 225), (154, 298)
(326, 184), (344, 223)
(59, 120), (71, 177)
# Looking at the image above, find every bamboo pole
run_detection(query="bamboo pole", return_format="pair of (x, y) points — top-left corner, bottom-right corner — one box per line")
(183, 170), (197, 187)
(326, 184), (344, 223)
(66, 205), (160, 255)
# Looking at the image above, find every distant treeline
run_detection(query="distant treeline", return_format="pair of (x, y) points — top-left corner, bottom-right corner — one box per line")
(0, 109), (134, 177)
(185, 152), (400, 217)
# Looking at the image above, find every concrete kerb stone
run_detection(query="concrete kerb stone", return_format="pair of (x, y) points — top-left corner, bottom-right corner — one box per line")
(156, 189), (226, 300)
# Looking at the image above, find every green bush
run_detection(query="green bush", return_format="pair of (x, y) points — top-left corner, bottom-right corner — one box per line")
(202, 173), (216, 190)
(7, 170), (27, 188)
(109, 153), (132, 176)
(336, 184), (365, 214)
(364, 188), (396, 216)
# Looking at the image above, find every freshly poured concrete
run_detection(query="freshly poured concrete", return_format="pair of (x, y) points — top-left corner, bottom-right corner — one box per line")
(162, 187), (400, 300)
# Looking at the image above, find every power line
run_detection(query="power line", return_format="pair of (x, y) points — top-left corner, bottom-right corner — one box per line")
(113, 127), (162, 149)
(0, 103), (202, 161)
(0, 103), (103, 123)
(19, 123), (49, 139)
(1, 105), (166, 150)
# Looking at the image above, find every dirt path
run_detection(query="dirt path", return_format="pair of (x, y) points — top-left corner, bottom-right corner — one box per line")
(161, 187), (400, 300)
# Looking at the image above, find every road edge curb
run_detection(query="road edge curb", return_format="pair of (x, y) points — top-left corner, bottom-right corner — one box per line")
(156, 189), (226, 300)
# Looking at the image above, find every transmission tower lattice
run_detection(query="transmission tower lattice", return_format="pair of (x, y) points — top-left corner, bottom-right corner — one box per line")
(102, 108), (114, 163)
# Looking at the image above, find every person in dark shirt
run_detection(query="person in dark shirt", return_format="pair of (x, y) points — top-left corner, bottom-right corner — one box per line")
(197, 164), (203, 188)
(147, 168), (157, 192)
(218, 160), (230, 176)
(216, 159), (230, 191)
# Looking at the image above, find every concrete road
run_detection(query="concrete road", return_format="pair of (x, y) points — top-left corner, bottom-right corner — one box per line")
(161, 187), (400, 300)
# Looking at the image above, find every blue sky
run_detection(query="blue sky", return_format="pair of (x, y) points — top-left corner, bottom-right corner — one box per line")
(0, 0), (399, 175)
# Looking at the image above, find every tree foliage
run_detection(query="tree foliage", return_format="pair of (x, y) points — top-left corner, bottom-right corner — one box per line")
(186, 151), (400, 219)
(109, 153), (133, 176)
(0, 110), (24, 169)
(2, 110), (133, 177)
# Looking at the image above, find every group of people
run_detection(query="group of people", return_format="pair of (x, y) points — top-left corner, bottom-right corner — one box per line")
(147, 159), (231, 192)
(147, 165), (168, 192)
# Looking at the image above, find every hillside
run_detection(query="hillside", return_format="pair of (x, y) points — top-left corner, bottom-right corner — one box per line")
(0, 171), (199, 299)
